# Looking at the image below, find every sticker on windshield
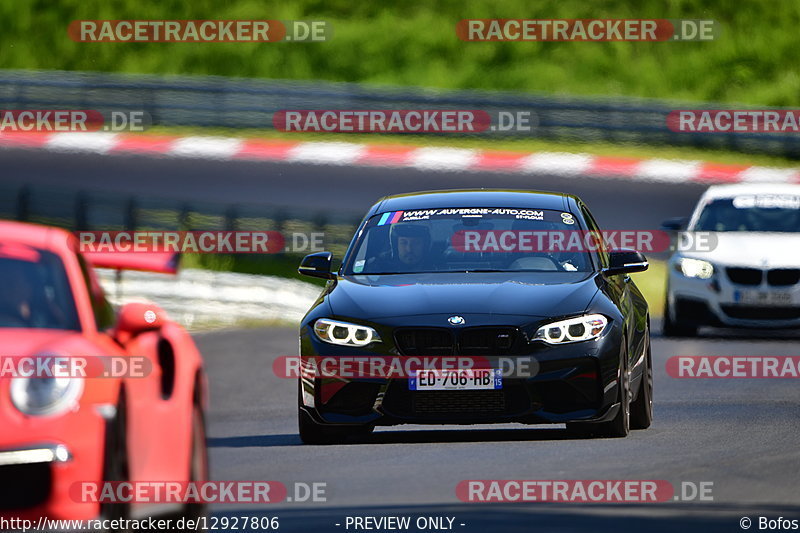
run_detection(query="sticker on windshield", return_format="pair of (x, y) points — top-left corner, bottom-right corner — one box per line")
(378, 211), (405, 225)
(732, 195), (800, 209)
(561, 212), (575, 225)
(397, 208), (553, 222)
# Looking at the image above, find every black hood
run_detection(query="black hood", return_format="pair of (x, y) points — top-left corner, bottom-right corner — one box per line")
(327, 272), (601, 320)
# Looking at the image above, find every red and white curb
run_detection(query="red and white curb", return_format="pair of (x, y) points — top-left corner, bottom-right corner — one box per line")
(1, 131), (799, 184)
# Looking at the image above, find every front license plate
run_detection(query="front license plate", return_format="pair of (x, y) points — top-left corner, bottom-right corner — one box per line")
(409, 369), (503, 391)
(734, 290), (793, 306)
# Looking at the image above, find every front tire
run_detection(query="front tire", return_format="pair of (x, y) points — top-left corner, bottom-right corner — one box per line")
(180, 403), (209, 521)
(297, 383), (373, 444)
(299, 406), (345, 445)
(100, 393), (130, 531)
(630, 334), (653, 430)
(567, 345), (631, 439)
(596, 352), (631, 438)
(663, 297), (697, 337)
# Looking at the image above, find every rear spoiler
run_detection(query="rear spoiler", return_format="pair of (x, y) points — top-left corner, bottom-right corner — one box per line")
(83, 250), (180, 274)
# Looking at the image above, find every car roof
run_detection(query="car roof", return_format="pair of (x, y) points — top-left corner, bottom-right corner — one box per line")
(0, 220), (73, 251)
(0, 221), (94, 333)
(701, 182), (800, 200)
(371, 189), (572, 214)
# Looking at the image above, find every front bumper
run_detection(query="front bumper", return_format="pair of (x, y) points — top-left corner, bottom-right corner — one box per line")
(667, 263), (800, 329)
(299, 316), (624, 427)
(0, 405), (109, 521)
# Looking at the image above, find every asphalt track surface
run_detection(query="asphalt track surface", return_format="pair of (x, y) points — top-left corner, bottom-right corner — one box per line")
(5, 148), (799, 532)
(1, 148), (707, 229)
(197, 325), (800, 533)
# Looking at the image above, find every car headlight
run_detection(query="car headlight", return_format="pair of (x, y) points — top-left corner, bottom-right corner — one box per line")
(533, 314), (608, 344)
(313, 319), (381, 347)
(10, 374), (83, 417)
(677, 257), (714, 279)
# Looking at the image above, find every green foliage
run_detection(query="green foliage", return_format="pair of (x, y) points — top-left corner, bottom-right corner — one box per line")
(2, 0), (798, 105)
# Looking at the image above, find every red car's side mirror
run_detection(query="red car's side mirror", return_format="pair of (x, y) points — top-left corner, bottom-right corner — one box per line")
(115, 302), (165, 343)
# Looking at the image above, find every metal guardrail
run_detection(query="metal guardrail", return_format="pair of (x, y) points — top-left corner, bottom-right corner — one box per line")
(0, 181), (363, 259)
(0, 69), (798, 157)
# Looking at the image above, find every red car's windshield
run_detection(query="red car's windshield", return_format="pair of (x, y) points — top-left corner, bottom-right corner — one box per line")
(0, 245), (80, 330)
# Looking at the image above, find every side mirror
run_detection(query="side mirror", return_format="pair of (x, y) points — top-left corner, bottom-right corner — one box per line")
(604, 249), (649, 276)
(298, 252), (335, 279)
(661, 217), (688, 231)
(115, 302), (164, 343)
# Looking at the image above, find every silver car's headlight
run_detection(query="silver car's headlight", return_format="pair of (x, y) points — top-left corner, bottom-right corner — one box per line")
(533, 314), (608, 344)
(10, 361), (83, 417)
(677, 257), (714, 279)
(314, 319), (381, 347)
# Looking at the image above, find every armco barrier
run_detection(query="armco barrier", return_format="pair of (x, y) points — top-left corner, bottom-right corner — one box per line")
(0, 69), (798, 157)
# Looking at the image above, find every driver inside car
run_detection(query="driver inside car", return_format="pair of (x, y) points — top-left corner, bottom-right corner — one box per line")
(0, 261), (36, 327)
(366, 223), (434, 273)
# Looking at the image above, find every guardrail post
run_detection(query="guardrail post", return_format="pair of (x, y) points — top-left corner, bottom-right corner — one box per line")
(313, 212), (327, 234)
(16, 186), (30, 222)
(179, 203), (192, 231)
(124, 197), (138, 230)
(75, 192), (89, 230)
(224, 205), (238, 231)
(274, 209), (287, 234)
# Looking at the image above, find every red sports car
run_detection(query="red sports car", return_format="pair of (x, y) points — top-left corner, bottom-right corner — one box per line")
(0, 221), (208, 523)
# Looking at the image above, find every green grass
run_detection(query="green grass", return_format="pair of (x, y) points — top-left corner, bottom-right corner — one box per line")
(4, 1), (800, 106)
(632, 259), (667, 318)
(181, 252), (328, 285)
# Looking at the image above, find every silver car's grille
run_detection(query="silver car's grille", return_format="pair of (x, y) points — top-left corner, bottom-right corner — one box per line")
(726, 267), (762, 285)
(726, 268), (800, 287)
(767, 269), (800, 286)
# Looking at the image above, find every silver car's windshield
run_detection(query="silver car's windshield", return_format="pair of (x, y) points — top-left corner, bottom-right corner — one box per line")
(693, 195), (800, 233)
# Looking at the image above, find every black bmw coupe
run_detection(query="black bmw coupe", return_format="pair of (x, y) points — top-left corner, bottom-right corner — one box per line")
(297, 189), (652, 443)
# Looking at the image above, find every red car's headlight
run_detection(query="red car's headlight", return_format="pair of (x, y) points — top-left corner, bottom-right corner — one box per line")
(10, 357), (84, 416)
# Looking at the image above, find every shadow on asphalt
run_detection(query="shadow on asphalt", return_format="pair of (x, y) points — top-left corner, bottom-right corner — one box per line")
(206, 426), (642, 448)
(208, 434), (302, 448)
(650, 319), (800, 341)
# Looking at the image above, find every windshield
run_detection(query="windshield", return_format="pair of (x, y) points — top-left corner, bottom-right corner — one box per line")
(344, 207), (596, 275)
(693, 194), (800, 233)
(0, 244), (81, 330)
